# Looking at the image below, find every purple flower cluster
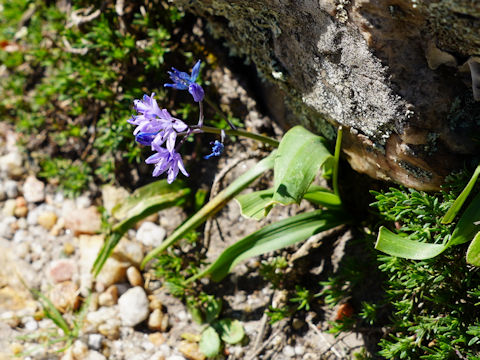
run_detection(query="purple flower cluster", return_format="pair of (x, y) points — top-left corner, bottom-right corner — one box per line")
(129, 60), (224, 183)
(128, 93), (189, 183)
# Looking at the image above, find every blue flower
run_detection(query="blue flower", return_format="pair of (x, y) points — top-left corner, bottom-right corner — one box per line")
(204, 140), (224, 159)
(164, 60), (205, 102)
(145, 147), (189, 183)
(135, 132), (157, 146)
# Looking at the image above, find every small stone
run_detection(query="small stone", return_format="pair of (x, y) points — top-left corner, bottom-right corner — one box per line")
(0, 152), (23, 178)
(96, 257), (129, 290)
(126, 266), (143, 287)
(63, 242), (75, 256)
(23, 176), (45, 203)
(48, 259), (76, 283)
(147, 309), (165, 331)
(166, 355), (186, 360)
(87, 334), (104, 351)
(14, 197), (28, 218)
(148, 296), (163, 311)
(0, 311), (20, 328)
(178, 341), (205, 360)
(97, 320), (121, 339)
(98, 285), (118, 307)
(283, 345), (295, 357)
(3, 199), (16, 217)
(76, 195), (92, 209)
(115, 238), (144, 267)
(64, 206), (102, 235)
(148, 332), (166, 346)
(72, 340), (88, 359)
(48, 281), (80, 313)
(136, 222), (166, 248)
(10, 342), (23, 355)
(118, 286), (149, 327)
(37, 211), (57, 230)
(0, 216), (16, 238)
(24, 318), (38, 331)
(4, 180), (18, 198)
(86, 307), (118, 328)
(101, 185), (129, 215)
(85, 350), (107, 360)
(294, 344), (305, 356)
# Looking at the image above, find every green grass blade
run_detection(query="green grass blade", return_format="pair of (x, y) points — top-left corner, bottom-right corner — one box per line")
(268, 126), (333, 211)
(449, 191), (480, 246)
(332, 126), (343, 197)
(31, 289), (71, 336)
(442, 164), (480, 224)
(466, 232), (480, 266)
(303, 185), (342, 209)
(375, 226), (447, 260)
(92, 182), (191, 276)
(141, 151), (277, 269)
(189, 209), (347, 282)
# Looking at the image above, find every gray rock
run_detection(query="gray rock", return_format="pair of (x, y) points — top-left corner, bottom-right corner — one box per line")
(136, 222), (166, 248)
(118, 286), (149, 327)
(0, 152), (23, 178)
(87, 334), (104, 350)
(23, 176), (45, 203)
(4, 180), (18, 198)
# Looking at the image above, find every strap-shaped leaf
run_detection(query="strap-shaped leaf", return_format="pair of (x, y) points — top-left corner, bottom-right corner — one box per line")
(190, 209), (347, 282)
(268, 126), (333, 211)
(375, 226), (446, 260)
(235, 185), (341, 220)
(92, 180), (191, 276)
(442, 164), (480, 224)
(466, 232), (480, 266)
(141, 151), (277, 269)
(449, 191), (480, 246)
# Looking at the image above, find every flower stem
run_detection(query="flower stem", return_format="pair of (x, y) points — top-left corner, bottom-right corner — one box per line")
(191, 126), (279, 148)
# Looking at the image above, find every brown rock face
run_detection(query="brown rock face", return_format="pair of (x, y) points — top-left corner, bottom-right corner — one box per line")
(177, 0), (480, 190)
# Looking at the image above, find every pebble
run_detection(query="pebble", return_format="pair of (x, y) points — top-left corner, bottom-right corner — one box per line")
(48, 259), (76, 283)
(167, 355), (186, 360)
(283, 345), (295, 357)
(23, 176), (45, 203)
(4, 180), (18, 198)
(3, 199), (16, 217)
(23, 317), (38, 331)
(147, 309), (167, 332)
(0, 183), (6, 201)
(14, 197), (28, 218)
(96, 257), (129, 290)
(0, 216), (16, 238)
(63, 241), (75, 256)
(136, 221), (166, 248)
(148, 332), (166, 346)
(64, 206), (102, 235)
(76, 195), (92, 209)
(115, 238), (144, 267)
(118, 286), (149, 327)
(295, 344), (305, 356)
(98, 285), (118, 306)
(126, 266), (143, 287)
(48, 281), (80, 313)
(88, 333), (104, 350)
(72, 340), (89, 359)
(37, 211), (57, 230)
(0, 152), (23, 178)
(292, 318), (305, 330)
(178, 341), (205, 360)
(101, 185), (129, 215)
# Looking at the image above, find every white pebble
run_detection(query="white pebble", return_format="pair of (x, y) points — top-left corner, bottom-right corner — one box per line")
(136, 222), (166, 247)
(283, 345), (295, 357)
(118, 287), (149, 327)
(88, 334), (104, 350)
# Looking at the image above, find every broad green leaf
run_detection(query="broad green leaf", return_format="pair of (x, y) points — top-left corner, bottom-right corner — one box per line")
(235, 185), (341, 220)
(189, 209), (347, 282)
(92, 181), (191, 276)
(141, 151), (277, 269)
(466, 232), (480, 266)
(199, 326), (221, 357)
(215, 319), (245, 344)
(268, 126), (333, 212)
(375, 226), (446, 260)
(442, 164), (480, 224)
(450, 192), (480, 246)
(112, 180), (187, 220)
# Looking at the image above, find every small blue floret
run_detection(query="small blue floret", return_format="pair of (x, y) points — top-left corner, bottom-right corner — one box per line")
(204, 140), (224, 159)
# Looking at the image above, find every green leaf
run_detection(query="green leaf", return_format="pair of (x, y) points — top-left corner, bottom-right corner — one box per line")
(450, 192), (480, 246)
(205, 298), (222, 324)
(375, 226), (446, 260)
(199, 326), (221, 358)
(267, 126), (333, 212)
(442, 164), (480, 224)
(141, 151), (277, 269)
(31, 290), (71, 336)
(215, 319), (245, 344)
(466, 232), (480, 266)
(190, 209), (347, 282)
(235, 185), (341, 220)
(92, 180), (191, 276)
